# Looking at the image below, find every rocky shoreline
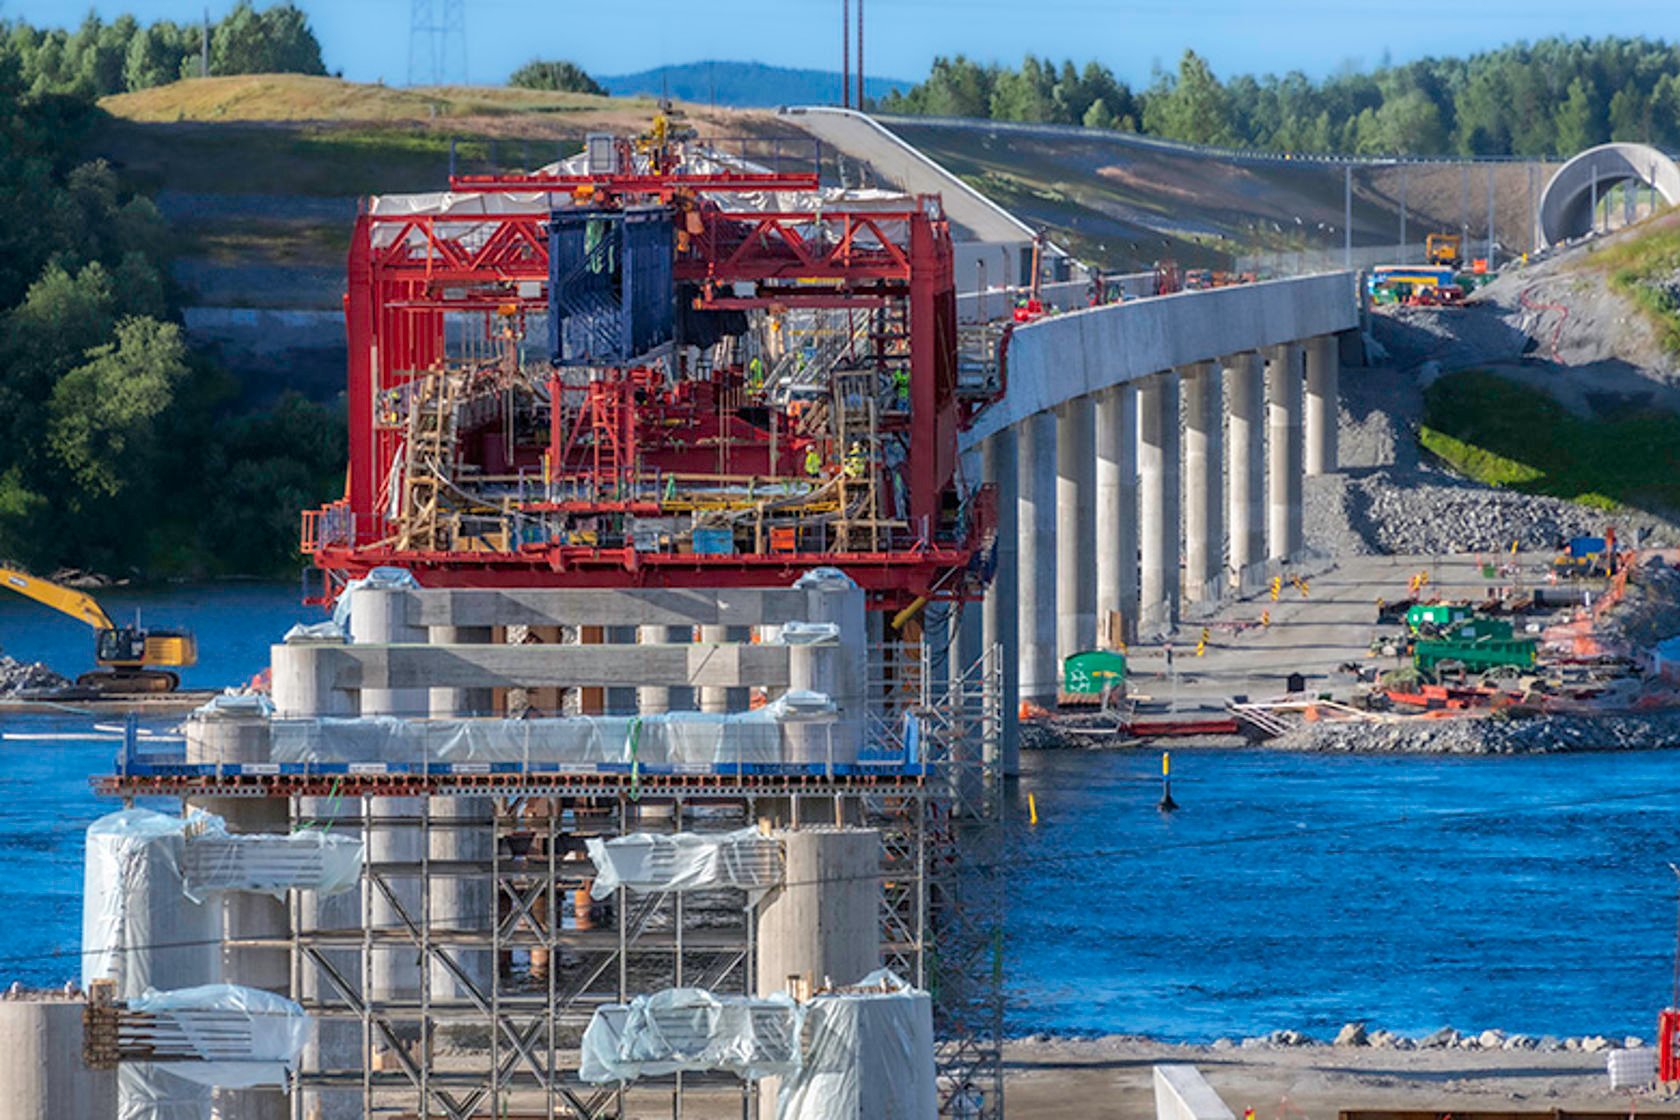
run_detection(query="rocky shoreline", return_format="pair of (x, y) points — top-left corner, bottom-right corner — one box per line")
(1271, 712), (1680, 754)
(1026, 712), (1680, 754)
(1015, 1024), (1644, 1054)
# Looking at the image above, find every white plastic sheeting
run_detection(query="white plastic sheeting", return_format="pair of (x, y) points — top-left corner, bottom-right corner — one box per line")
(128, 984), (311, 1088)
(269, 691), (856, 767)
(179, 817), (363, 902)
(281, 620), (344, 643)
(192, 692), (274, 718)
(117, 1064), (207, 1120)
(329, 565), (418, 632)
(579, 988), (802, 1083)
(84, 808), (365, 994)
(83, 810), (219, 998)
(776, 970), (937, 1120)
(585, 827), (782, 901)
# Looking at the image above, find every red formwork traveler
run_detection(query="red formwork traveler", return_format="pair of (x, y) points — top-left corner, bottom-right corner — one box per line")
(303, 123), (1000, 611)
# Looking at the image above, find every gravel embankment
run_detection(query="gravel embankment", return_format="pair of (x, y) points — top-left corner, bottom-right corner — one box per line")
(1273, 712), (1680, 754)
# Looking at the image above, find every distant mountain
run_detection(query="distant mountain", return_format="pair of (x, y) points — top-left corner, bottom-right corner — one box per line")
(597, 61), (911, 109)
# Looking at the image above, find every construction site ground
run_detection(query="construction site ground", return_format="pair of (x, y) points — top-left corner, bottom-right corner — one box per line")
(1109, 553), (1536, 723)
(529, 1040), (1646, 1118)
(1001, 1037), (1646, 1120)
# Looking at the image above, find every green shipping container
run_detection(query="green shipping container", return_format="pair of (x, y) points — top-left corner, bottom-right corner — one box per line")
(1063, 650), (1127, 696)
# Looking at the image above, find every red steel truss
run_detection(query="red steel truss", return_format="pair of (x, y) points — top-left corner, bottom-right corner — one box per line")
(311, 159), (983, 609)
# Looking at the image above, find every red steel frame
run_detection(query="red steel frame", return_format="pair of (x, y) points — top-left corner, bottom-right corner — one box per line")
(310, 168), (979, 608)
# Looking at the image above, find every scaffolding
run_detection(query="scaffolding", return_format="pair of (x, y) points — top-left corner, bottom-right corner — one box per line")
(104, 628), (1005, 1120)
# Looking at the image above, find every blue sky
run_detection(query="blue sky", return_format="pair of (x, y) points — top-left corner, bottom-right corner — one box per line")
(7, 0), (1678, 86)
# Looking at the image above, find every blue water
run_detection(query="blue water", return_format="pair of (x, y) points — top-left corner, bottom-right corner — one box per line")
(0, 582), (318, 985)
(0, 581), (323, 690)
(1010, 748), (1680, 1041)
(3, 584), (1678, 1040)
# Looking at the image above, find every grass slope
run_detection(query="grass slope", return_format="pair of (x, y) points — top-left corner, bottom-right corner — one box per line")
(1583, 212), (1680, 354)
(99, 74), (641, 122)
(1420, 370), (1680, 514)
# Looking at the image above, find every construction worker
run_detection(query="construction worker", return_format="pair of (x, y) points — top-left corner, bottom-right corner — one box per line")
(843, 441), (866, 479)
(747, 355), (765, 393)
(803, 443), (822, 478)
(891, 368), (910, 409)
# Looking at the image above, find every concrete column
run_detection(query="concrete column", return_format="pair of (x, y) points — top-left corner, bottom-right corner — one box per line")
(1305, 333), (1340, 476)
(981, 430), (1020, 777)
(1095, 384), (1138, 645)
(1015, 411), (1057, 704)
(604, 625), (638, 713)
(1181, 362), (1223, 604)
(1225, 352), (1265, 591)
(274, 639), (359, 1120)
(348, 587), (425, 717)
(428, 626), (494, 718)
(0, 998), (116, 1120)
(784, 571), (867, 766)
(84, 811), (219, 1120)
(185, 710), (286, 1120)
(1138, 373), (1181, 631)
(427, 626), (493, 1039)
(270, 638), (350, 719)
(753, 827), (881, 1120)
(755, 829), (881, 995)
(637, 626), (694, 713)
(349, 590), (425, 1054)
(699, 626), (751, 712)
(1265, 343), (1304, 561)
(1055, 396), (1097, 668)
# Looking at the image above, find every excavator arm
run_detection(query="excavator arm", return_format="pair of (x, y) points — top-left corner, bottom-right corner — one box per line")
(0, 566), (114, 630)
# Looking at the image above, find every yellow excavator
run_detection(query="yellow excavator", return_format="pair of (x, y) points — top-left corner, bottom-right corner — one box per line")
(0, 567), (197, 692)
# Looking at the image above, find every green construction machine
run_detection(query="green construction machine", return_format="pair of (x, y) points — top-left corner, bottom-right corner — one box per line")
(1412, 617), (1538, 674)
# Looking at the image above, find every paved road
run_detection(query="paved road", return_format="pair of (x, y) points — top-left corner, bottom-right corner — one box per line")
(1125, 552), (1548, 716)
(783, 106), (1034, 244)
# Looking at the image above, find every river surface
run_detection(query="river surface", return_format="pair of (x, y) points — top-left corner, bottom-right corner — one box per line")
(2, 584), (1677, 1041)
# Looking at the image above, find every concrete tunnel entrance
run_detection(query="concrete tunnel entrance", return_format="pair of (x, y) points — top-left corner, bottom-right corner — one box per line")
(1538, 142), (1680, 247)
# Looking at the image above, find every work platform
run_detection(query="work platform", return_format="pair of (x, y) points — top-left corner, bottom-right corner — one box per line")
(90, 580), (1005, 1120)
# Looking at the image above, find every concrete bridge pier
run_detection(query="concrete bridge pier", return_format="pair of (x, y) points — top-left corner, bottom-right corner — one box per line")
(1017, 410), (1058, 704)
(1224, 351), (1265, 593)
(1265, 343), (1304, 562)
(1305, 334), (1339, 476)
(1055, 396), (1097, 665)
(1094, 384), (1138, 644)
(1138, 372), (1181, 634)
(981, 429), (1021, 775)
(1181, 362), (1223, 605)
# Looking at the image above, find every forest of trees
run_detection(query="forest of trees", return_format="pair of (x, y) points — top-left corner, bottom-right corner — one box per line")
(0, 5), (343, 579)
(878, 38), (1680, 157)
(2, 1), (325, 100)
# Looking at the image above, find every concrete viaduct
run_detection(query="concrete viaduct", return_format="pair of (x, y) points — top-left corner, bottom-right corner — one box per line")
(958, 273), (1360, 753)
(1539, 142), (1680, 247)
